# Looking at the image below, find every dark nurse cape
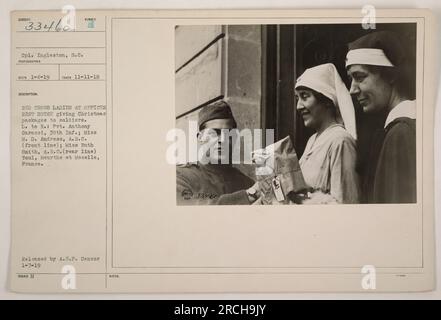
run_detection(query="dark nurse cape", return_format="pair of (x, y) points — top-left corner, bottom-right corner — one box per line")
(364, 117), (416, 203)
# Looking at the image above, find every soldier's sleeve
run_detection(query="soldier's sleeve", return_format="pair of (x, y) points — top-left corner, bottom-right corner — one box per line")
(177, 166), (252, 205)
(215, 170), (254, 205)
(176, 166), (198, 205)
(177, 177), (250, 205)
(216, 190), (250, 205)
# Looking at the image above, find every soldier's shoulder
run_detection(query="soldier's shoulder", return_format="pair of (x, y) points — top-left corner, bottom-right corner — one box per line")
(176, 162), (200, 169)
(176, 163), (208, 191)
(176, 163), (202, 177)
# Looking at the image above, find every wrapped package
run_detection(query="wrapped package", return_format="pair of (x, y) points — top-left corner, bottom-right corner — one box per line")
(252, 136), (309, 204)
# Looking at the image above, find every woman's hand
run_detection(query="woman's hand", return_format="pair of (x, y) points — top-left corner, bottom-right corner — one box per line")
(301, 190), (338, 204)
(246, 182), (261, 204)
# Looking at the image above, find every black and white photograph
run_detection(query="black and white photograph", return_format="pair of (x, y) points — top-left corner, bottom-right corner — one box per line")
(174, 23), (417, 205)
(6, 7), (436, 295)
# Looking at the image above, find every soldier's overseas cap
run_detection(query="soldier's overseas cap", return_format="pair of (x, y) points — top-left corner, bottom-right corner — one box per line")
(198, 100), (237, 130)
(346, 31), (407, 68)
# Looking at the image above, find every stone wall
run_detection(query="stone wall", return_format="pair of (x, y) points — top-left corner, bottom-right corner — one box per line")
(175, 25), (262, 178)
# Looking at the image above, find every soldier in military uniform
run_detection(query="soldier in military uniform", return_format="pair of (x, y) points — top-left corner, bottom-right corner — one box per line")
(176, 101), (259, 205)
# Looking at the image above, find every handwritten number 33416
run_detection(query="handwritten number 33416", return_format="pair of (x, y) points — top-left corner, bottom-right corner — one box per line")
(24, 19), (74, 32)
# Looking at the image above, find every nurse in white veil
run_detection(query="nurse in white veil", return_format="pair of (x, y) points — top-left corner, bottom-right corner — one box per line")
(295, 63), (360, 204)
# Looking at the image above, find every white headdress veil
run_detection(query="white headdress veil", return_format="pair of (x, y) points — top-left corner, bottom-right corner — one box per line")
(295, 63), (357, 140)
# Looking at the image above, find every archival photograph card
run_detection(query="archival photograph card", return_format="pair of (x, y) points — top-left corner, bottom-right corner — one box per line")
(9, 9), (436, 292)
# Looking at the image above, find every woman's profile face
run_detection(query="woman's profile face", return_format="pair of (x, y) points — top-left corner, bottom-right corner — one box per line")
(295, 88), (329, 130)
(347, 64), (392, 114)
